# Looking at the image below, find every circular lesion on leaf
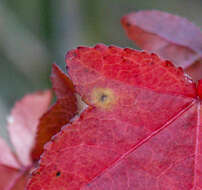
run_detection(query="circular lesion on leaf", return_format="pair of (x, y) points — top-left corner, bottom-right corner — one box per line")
(91, 87), (116, 109)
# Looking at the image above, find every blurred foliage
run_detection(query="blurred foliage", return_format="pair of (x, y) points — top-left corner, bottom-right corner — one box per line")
(0, 0), (202, 138)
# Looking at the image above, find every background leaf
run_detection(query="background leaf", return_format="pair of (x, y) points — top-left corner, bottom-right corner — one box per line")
(121, 10), (202, 81)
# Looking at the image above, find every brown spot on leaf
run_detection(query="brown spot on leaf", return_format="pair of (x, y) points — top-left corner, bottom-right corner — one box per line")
(91, 88), (117, 109)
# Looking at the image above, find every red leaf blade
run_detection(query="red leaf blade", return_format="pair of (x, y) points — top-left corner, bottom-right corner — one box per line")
(31, 64), (78, 161)
(8, 90), (52, 167)
(82, 104), (198, 190)
(27, 45), (201, 190)
(51, 63), (75, 99)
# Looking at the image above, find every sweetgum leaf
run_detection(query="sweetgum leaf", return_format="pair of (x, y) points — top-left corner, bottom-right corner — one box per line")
(31, 64), (78, 161)
(121, 10), (202, 81)
(28, 45), (202, 190)
(7, 90), (52, 167)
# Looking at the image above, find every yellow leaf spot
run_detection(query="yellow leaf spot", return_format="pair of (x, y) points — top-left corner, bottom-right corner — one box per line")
(91, 88), (116, 109)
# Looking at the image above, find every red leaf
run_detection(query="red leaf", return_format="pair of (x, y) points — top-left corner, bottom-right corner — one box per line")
(51, 63), (75, 99)
(27, 45), (201, 190)
(7, 90), (52, 167)
(121, 10), (202, 81)
(0, 90), (52, 189)
(31, 64), (78, 161)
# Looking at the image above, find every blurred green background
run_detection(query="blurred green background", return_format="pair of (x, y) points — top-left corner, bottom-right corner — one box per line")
(0, 0), (202, 138)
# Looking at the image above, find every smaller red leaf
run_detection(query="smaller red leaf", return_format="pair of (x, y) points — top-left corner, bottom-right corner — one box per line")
(51, 63), (75, 99)
(31, 64), (78, 161)
(0, 90), (54, 190)
(7, 90), (52, 167)
(121, 10), (202, 80)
